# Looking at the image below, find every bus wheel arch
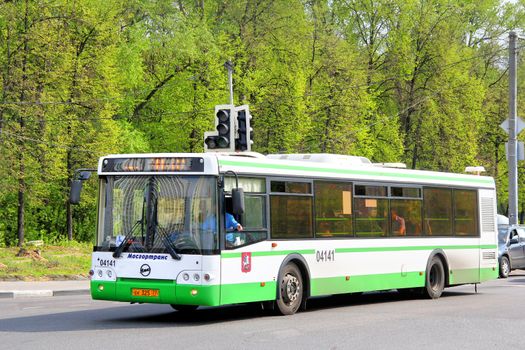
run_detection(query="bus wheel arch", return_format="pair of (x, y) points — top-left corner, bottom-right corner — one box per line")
(275, 254), (311, 314)
(424, 250), (448, 299)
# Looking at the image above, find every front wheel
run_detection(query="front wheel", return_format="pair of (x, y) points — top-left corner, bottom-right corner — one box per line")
(424, 256), (445, 299)
(499, 256), (510, 278)
(276, 263), (303, 315)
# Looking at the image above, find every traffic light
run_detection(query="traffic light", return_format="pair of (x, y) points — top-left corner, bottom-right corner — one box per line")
(235, 105), (253, 152)
(204, 105), (236, 152)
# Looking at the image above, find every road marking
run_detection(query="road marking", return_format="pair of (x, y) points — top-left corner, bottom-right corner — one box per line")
(14, 290), (53, 298)
(492, 284), (525, 288)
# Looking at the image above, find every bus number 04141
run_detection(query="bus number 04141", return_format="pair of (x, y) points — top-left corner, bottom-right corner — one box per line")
(316, 249), (335, 262)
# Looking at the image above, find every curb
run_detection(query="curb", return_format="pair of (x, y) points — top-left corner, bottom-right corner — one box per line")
(0, 289), (90, 299)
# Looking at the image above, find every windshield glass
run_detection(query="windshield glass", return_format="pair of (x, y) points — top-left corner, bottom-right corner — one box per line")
(97, 175), (218, 255)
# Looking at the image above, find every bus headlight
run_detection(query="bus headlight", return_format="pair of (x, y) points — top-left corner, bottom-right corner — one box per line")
(193, 273), (200, 281)
(182, 273), (190, 281)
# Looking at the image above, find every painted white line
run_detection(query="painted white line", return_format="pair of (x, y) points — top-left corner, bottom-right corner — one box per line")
(13, 290), (53, 298)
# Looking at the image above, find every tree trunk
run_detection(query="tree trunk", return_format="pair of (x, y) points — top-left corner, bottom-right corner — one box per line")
(17, 0), (30, 247)
(67, 199), (73, 241)
(17, 162), (25, 247)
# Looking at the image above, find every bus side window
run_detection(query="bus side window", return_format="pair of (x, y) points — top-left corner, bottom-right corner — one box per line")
(423, 188), (452, 236)
(314, 181), (353, 237)
(224, 177), (268, 249)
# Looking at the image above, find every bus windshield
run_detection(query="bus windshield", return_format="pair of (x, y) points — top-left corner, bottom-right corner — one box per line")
(97, 175), (218, 256)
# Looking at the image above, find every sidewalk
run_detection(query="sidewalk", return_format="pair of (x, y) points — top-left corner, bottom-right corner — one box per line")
(0, 280), (90, 299)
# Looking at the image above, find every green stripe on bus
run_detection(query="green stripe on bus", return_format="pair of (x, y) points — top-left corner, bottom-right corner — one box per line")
(222, 249), (315, 259)
(479, 266), (499, 281)
(221, 245), (496, 258)
(310, 272), (424, 295)
(91, 267), (496, 306)
(310, 267), (496, 295)
(335, 244), (496, 253)
(218, 159), (494, 185)
(220, 281), (277, 304)
(91, 279), (221, 306)
(449, 267), (498, 284)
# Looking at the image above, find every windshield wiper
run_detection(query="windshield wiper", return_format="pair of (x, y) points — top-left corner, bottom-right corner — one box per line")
(113, 220), (143, 258)
(156, 225), (181, 260)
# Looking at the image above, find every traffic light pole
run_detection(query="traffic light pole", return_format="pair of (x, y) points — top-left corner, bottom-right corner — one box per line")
(204, 62), (253, 153)
(509, 31), (518, 225)
(225, 61), (234, 105)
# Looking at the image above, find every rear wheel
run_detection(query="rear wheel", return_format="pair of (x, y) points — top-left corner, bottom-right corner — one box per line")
(424, 256), (445, 299)
(276, 263), (303, 315)
(499, 256), (510, 278)
(170, 304), (198, 312)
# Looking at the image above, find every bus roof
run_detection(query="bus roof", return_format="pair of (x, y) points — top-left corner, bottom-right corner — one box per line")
(98, 152), (495, 189)
(216, 153), (495, 189)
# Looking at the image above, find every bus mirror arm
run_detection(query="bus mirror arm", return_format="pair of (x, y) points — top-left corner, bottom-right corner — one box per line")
(70, 168), (96, 205)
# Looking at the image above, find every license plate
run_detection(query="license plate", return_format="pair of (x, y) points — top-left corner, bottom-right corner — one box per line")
(131, 288), (159, 297)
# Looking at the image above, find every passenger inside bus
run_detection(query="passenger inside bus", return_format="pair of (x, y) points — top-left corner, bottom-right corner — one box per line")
(391, 209), (406, 235)
(224, 197), (244, 246)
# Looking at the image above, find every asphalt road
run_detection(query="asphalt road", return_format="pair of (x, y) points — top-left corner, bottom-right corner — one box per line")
(1, 273), (525, 350)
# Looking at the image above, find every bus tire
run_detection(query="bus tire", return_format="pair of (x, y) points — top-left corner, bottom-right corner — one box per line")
(170, 304), (198, 312)
(276, 263), (303, 315)
(424, 256), (445, 299)
(499, 256), (510, 278)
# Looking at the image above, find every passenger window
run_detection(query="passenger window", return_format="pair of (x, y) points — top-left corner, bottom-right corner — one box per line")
(271, 181), (311, 194)
(314, 181), (353, 237)
(391, 187), (421, 198)
(224, 177), (265, 193)
(270, 196), (313, 239)
(390, 199), (422, 236)
(423, 188), (453, 236)
(355, 185), (387, 197)
(354, 198), (388, 237)
(454, 189), (478, 236)
(224, 177), (268, 249)
(244, 195), (266, 229)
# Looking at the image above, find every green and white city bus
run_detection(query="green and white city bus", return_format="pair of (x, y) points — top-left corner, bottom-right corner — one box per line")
(80, 152), (498, 315)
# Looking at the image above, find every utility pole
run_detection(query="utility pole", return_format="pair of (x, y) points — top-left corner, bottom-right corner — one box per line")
(509, 31), (518, 225)
(224, 61), (234, 105)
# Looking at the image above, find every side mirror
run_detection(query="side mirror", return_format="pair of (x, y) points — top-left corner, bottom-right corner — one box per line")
(69, 170), (93, 205)
(231, 188), (245, 215)
(70, 180), (83, 205)
(510, 237), (519, 245)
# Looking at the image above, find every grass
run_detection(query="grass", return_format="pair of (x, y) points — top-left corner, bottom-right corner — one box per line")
(0, 241), (92, 281)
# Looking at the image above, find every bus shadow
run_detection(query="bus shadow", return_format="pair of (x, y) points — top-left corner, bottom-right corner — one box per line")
(0, 302), (264, 333)
(0, 289), (475, 333)
(303, 289), (474, 312)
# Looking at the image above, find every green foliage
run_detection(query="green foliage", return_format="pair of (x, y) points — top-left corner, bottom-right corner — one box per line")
(1, 0), (525, 247)
(0, 243), (91, 280)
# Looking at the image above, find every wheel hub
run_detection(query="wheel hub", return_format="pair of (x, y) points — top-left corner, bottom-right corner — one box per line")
(282, 274), (300, 303)
(502, 261), (509, 275)
(429, 265), (440, 290)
